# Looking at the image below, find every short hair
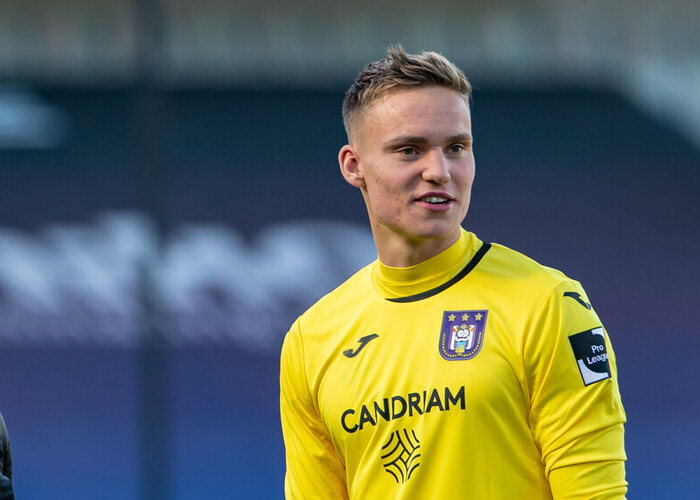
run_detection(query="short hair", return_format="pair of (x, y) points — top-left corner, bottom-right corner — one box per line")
(342, 44), (472, 140)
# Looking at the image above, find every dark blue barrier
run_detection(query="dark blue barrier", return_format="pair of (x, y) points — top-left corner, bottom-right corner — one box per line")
(1, 86), (698, 498)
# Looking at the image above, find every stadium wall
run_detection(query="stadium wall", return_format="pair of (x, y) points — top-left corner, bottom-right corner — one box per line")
(0, 86), (698, 498)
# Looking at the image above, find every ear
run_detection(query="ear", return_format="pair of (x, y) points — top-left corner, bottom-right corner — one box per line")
(338, 144), (365, 189)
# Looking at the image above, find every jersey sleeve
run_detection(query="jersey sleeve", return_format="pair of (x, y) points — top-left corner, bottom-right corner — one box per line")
(523, 280), (627, 499)
(280, 320), (348, 500)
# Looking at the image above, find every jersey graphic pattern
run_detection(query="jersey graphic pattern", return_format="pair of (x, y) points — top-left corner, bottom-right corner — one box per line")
(381, 429), (421, 484)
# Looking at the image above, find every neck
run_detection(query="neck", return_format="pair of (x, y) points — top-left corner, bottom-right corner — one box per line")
(372, 226), (462, 267)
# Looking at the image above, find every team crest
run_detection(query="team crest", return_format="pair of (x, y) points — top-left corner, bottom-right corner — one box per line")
(439, 310), (488, 361)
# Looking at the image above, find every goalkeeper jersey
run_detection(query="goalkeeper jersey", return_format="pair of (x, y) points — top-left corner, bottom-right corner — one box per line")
(280, 229), (626, 499)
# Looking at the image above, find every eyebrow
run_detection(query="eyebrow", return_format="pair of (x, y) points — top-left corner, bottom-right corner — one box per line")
(383, 133), (472, 151)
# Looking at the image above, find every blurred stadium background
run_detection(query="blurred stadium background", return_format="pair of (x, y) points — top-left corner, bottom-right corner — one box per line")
(0, 1), (698, 498)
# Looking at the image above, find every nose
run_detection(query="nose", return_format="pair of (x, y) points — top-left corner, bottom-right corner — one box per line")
(422, 148), (450, 184)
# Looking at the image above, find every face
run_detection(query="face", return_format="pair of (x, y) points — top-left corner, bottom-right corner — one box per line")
(339, 86), (475, 264)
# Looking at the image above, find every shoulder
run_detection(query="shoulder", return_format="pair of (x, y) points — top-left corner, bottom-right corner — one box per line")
(281, 262), (376, 387)
(299, 261), (375, 325)
(283, 261), (375, 345)
(479, 240), (602, 336)
(475, 240), (588, 312)
(482, 241), (575, 289)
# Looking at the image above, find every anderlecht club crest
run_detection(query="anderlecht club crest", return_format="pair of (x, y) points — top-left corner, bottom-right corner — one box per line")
(439, 310), (488, 361)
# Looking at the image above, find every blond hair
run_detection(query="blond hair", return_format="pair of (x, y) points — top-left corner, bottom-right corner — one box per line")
(342, 44), (472, 139)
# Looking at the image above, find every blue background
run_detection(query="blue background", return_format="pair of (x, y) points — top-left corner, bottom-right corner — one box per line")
(1, 86), (699, 498)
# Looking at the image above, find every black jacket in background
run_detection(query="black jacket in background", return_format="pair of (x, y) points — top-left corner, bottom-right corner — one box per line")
(0, 413), (14, 500)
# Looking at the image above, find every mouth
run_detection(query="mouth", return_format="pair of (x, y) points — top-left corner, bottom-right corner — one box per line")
(414, 193), (456, 212)
(420, 195), (450, 205)
(417, 194), (454, 205)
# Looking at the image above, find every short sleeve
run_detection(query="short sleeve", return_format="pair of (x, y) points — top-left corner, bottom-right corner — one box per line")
(280, 320), (348, 499)
(524, 280), (627, 498)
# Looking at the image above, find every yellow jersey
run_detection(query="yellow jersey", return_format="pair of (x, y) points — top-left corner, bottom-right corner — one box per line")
(280, 229), (626, 499)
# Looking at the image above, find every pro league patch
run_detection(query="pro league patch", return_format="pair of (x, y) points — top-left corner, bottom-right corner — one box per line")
(569, 327), (611, 386)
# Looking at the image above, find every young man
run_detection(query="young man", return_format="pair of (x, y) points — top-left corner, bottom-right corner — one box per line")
(280, 46), (626, 499)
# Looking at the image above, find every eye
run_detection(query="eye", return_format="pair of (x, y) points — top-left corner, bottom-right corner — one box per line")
(447, 143), (466, 154)
(398, 147), (418, 157)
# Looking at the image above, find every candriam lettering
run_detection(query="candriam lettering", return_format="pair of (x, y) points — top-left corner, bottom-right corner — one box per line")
(340, 386), (466, 434)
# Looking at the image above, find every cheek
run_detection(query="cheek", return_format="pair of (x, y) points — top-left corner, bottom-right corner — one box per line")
(372, 182), (402, 207)
(455, 164), (475, 190)
(464, 158), (477, 185)
(367, 170), (406, 199)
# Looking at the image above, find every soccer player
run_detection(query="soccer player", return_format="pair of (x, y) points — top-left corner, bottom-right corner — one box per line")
(280, 45), (626, 499)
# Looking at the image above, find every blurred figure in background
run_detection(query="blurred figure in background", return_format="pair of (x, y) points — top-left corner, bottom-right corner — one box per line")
(280, 45), (626, 499)
(0, 413), (13, 500)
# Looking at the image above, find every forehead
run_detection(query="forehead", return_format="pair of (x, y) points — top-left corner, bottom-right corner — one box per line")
(358, 86), (471, 141)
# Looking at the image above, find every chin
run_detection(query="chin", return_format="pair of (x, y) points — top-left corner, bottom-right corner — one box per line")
(404, 224), (460, 242)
